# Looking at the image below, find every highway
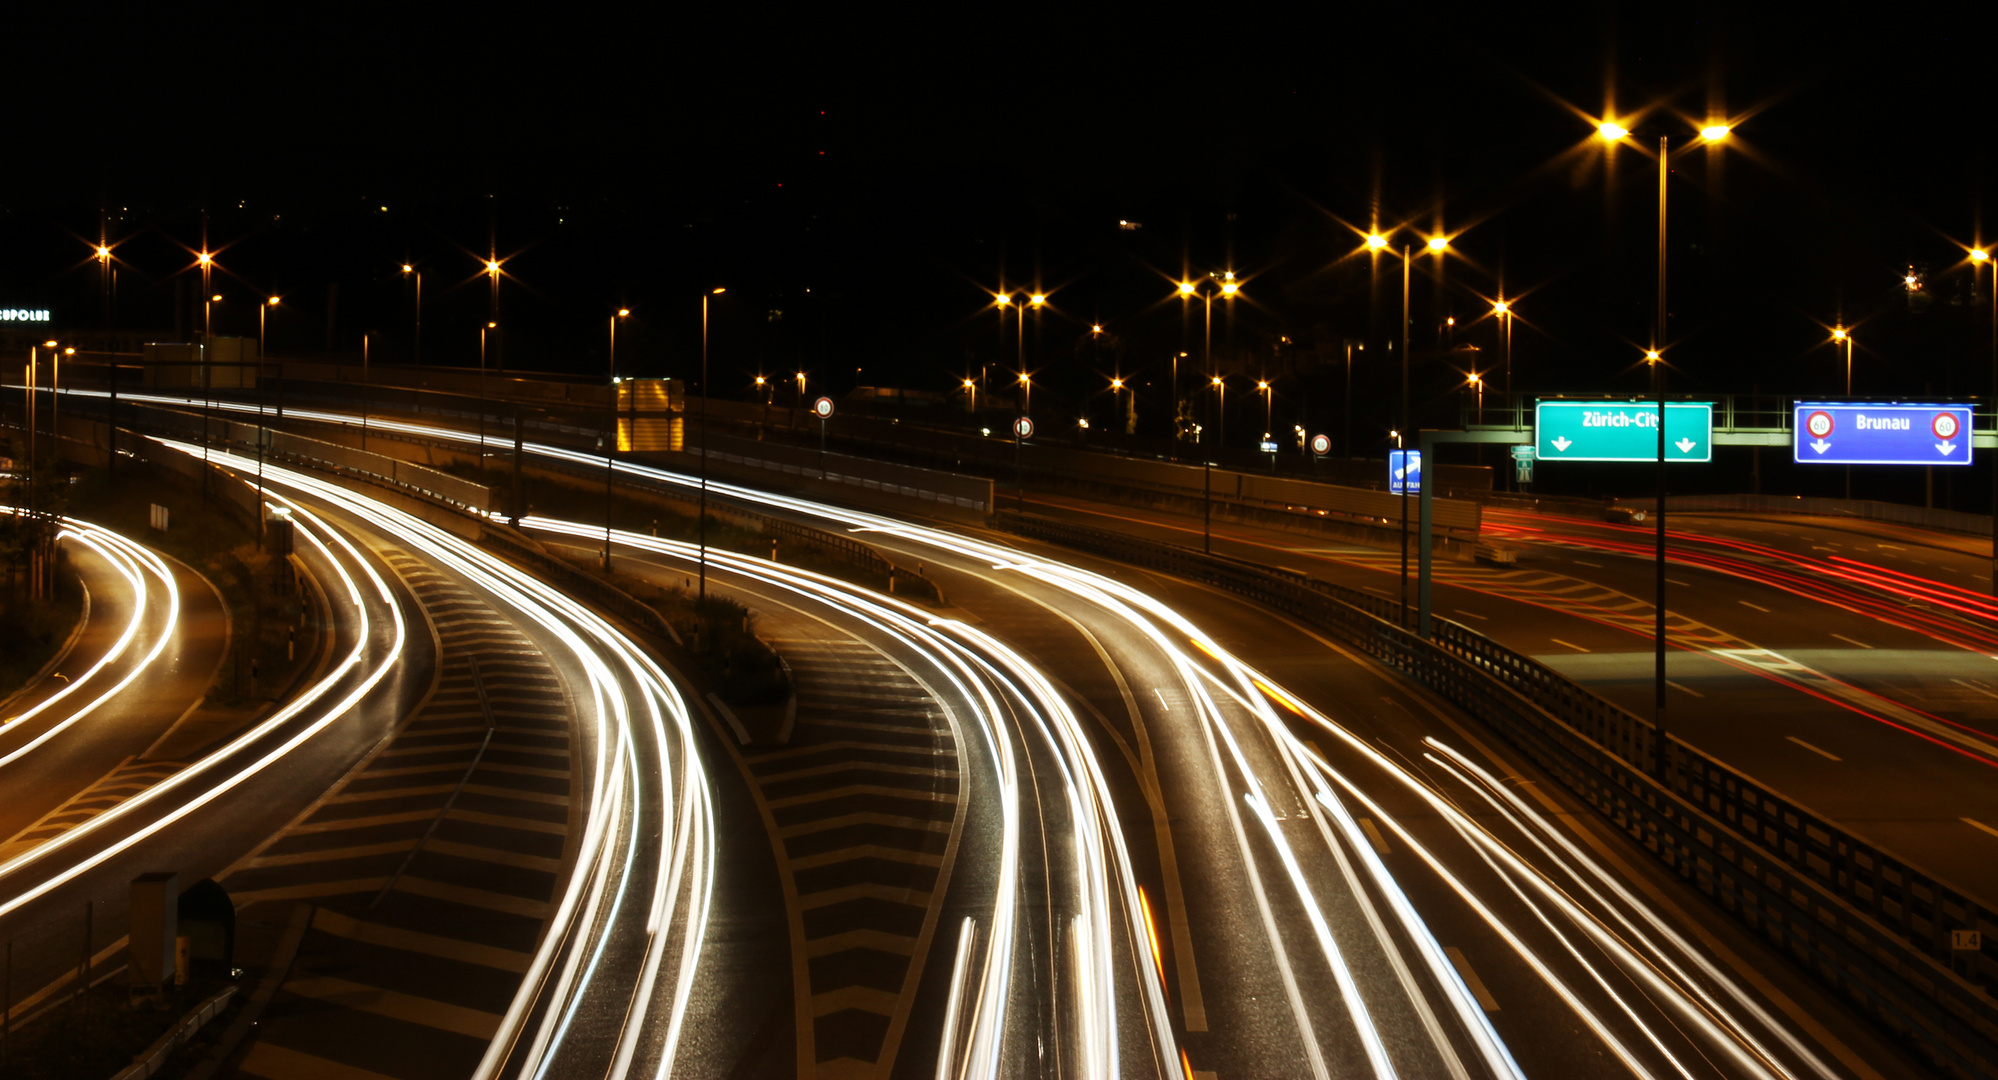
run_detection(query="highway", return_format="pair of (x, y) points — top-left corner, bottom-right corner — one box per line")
(25, 389), (1944, 1076)
(1009, 485), (1998, 905)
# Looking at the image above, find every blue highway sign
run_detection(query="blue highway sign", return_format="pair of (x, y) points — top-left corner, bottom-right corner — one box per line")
(1389, 449), (1422, 494)
(1792, 403), (1973, 466)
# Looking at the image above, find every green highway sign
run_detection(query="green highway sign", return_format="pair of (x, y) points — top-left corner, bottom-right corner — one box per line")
(1534, 401), (1713, 463)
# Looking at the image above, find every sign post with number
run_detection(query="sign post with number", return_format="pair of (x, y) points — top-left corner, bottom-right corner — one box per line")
(1792, 403), (1973, 465)
(813, 396), (834, 477)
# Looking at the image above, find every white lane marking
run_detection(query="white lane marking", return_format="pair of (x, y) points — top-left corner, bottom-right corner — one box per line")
(1830, 634), (1872, 650)
(1951, 679), (1998, 701)
(1452, 609), (1489, 621)
(1877, 543), (1906, 551)
(1362, 586), (1391, 596)
(1963, 818), (1998, 841)
(1811, 546), (1837, 553)
(1573, 560), (1603, 568)
(1548, 638), (1591, 653)
(1666, 578), (1691, 587)
(1357, 818), (1392, 855)
(1153, 688), (1171, 711)
(1665, 680), (1704, 698)
(1786, 737), (1842, 762)
(1444, 946), (1500, 1012)
(1738, 601), (1771, 613)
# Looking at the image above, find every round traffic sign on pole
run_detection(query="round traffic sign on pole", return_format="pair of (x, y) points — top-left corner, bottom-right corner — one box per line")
(1933, 411), (1961, 440)
(1309, 433), (1331, 456)
(813, 396), (835, 419)
(1013, 416), (1034, 439)
(1806, 410), (1834, 439)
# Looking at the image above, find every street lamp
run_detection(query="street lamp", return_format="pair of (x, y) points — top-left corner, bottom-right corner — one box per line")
(1830, 324), (1856, 499)
(1973, 247), (1998, 593)
(699, 288), (725, 606)
(604, 307), (630, 570)
(1596, 116), (1734, 779)
(402, 263), (423, 364)
(1492, 298), (1514, 417)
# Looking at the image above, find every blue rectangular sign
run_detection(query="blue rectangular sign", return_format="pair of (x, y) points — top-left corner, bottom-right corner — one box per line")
(1793, 403), (1973, 466)
(1389, 449), (1421, 494)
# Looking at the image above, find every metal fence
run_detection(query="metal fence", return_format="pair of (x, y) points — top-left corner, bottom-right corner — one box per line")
(995, 509), (1998, 1078)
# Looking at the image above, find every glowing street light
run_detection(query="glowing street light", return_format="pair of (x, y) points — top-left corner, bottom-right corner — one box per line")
(1598, 121), (1629, 141)
(1365, 233), (1389, 251)
(1178, 281), (1198, 295)
(1972, 249), (1991, 264)
(1426, 235), (1449, 252)
(1699, 124), (1731, 141)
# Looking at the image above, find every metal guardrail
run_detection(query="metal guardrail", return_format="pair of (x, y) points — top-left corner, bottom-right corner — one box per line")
(995, 509), (1998, 1078)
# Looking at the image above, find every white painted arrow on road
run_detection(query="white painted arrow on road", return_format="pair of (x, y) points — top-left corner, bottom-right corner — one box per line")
(1551, 436), (1572, 452)
(1675, 437), (1696, 454)
(1811, 439), (1831, 454)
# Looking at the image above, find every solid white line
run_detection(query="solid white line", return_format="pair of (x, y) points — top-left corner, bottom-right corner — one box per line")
(1452, 609), (1488, 621)
(1786, 737), (1842, 762)
(1666, 578), (1691, 587)
(1548, 639), (1590, 654)
(1664, 680), (1704, 698)
(1964, 818), (1998, 841)
(1737, 601), (1771, 613)
(1830, 634), (1872, 650)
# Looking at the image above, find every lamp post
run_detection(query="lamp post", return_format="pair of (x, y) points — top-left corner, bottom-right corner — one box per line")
(604, 308), (628, 571)
(1110, 376), (1125, 438)
(1492, 298), (1513, 419)
(1597, 118), (1731, 778)
(1832, 324), (1855, 499)
(699, 288), (724, 606)
(1975, 247), (1998, 593)
(402, 264), (422, 365)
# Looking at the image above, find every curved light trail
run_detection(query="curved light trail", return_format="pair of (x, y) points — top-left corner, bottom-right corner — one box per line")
(65, 389), (1876, 1076)
(0, 509), (180, 770)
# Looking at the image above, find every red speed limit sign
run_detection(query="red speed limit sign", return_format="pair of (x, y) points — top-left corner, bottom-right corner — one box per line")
(1310, 433), (1331, 456)
(813, 396), (835, 418)
(1805, 411), (1834, 438)
(1934, 411), (1961, 440)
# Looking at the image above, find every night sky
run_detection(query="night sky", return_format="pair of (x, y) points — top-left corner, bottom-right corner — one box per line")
(5, 6), (1994, 463)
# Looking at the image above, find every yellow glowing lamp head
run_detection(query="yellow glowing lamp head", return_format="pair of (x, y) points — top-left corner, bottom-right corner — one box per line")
(1018, 373), (1030, 384)
(43, 339), (56, 348)
(1831, 326), (1847, 341)
(196, 252), (212, 265)
(1973, 249), (1992, 263)
(1092, 324), (1103, 333)
(268, 296), (281, 306)
(402, 263), (414, 273)
(1257, 380), (1269, 390)
(1111, 377), (1124, 389)
(1492, 300), (1509, 315)
(995, 293), (1010, 306)
(1211, 375), (1223, 386)
(485, 259), (502, 274)
(1468, 372), (1480, 384)
(1364, 234), (1388, 251)
(1220, 281), (1239, 295)
(963, 378), (974, 389)
(1427, 236), (1449, 252)
(96, 246), (111, 259)
(1030, 293), (1046, 306)
(1700, 124), (1731, 141)
(1179, 281), (1199, 296)
(211, 294), (223, 303)
(1598, 122), (1628, 141)
(1645, 349), (1661, 362)
(617, 308), (630, 317)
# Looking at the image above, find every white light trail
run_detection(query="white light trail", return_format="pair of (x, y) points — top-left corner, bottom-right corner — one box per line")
(0, 511), (179, 771)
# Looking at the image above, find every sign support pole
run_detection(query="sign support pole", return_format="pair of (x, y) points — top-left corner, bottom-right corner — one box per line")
(1654, 133), (1670, 782)
(1418, 432), (1434, 638)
